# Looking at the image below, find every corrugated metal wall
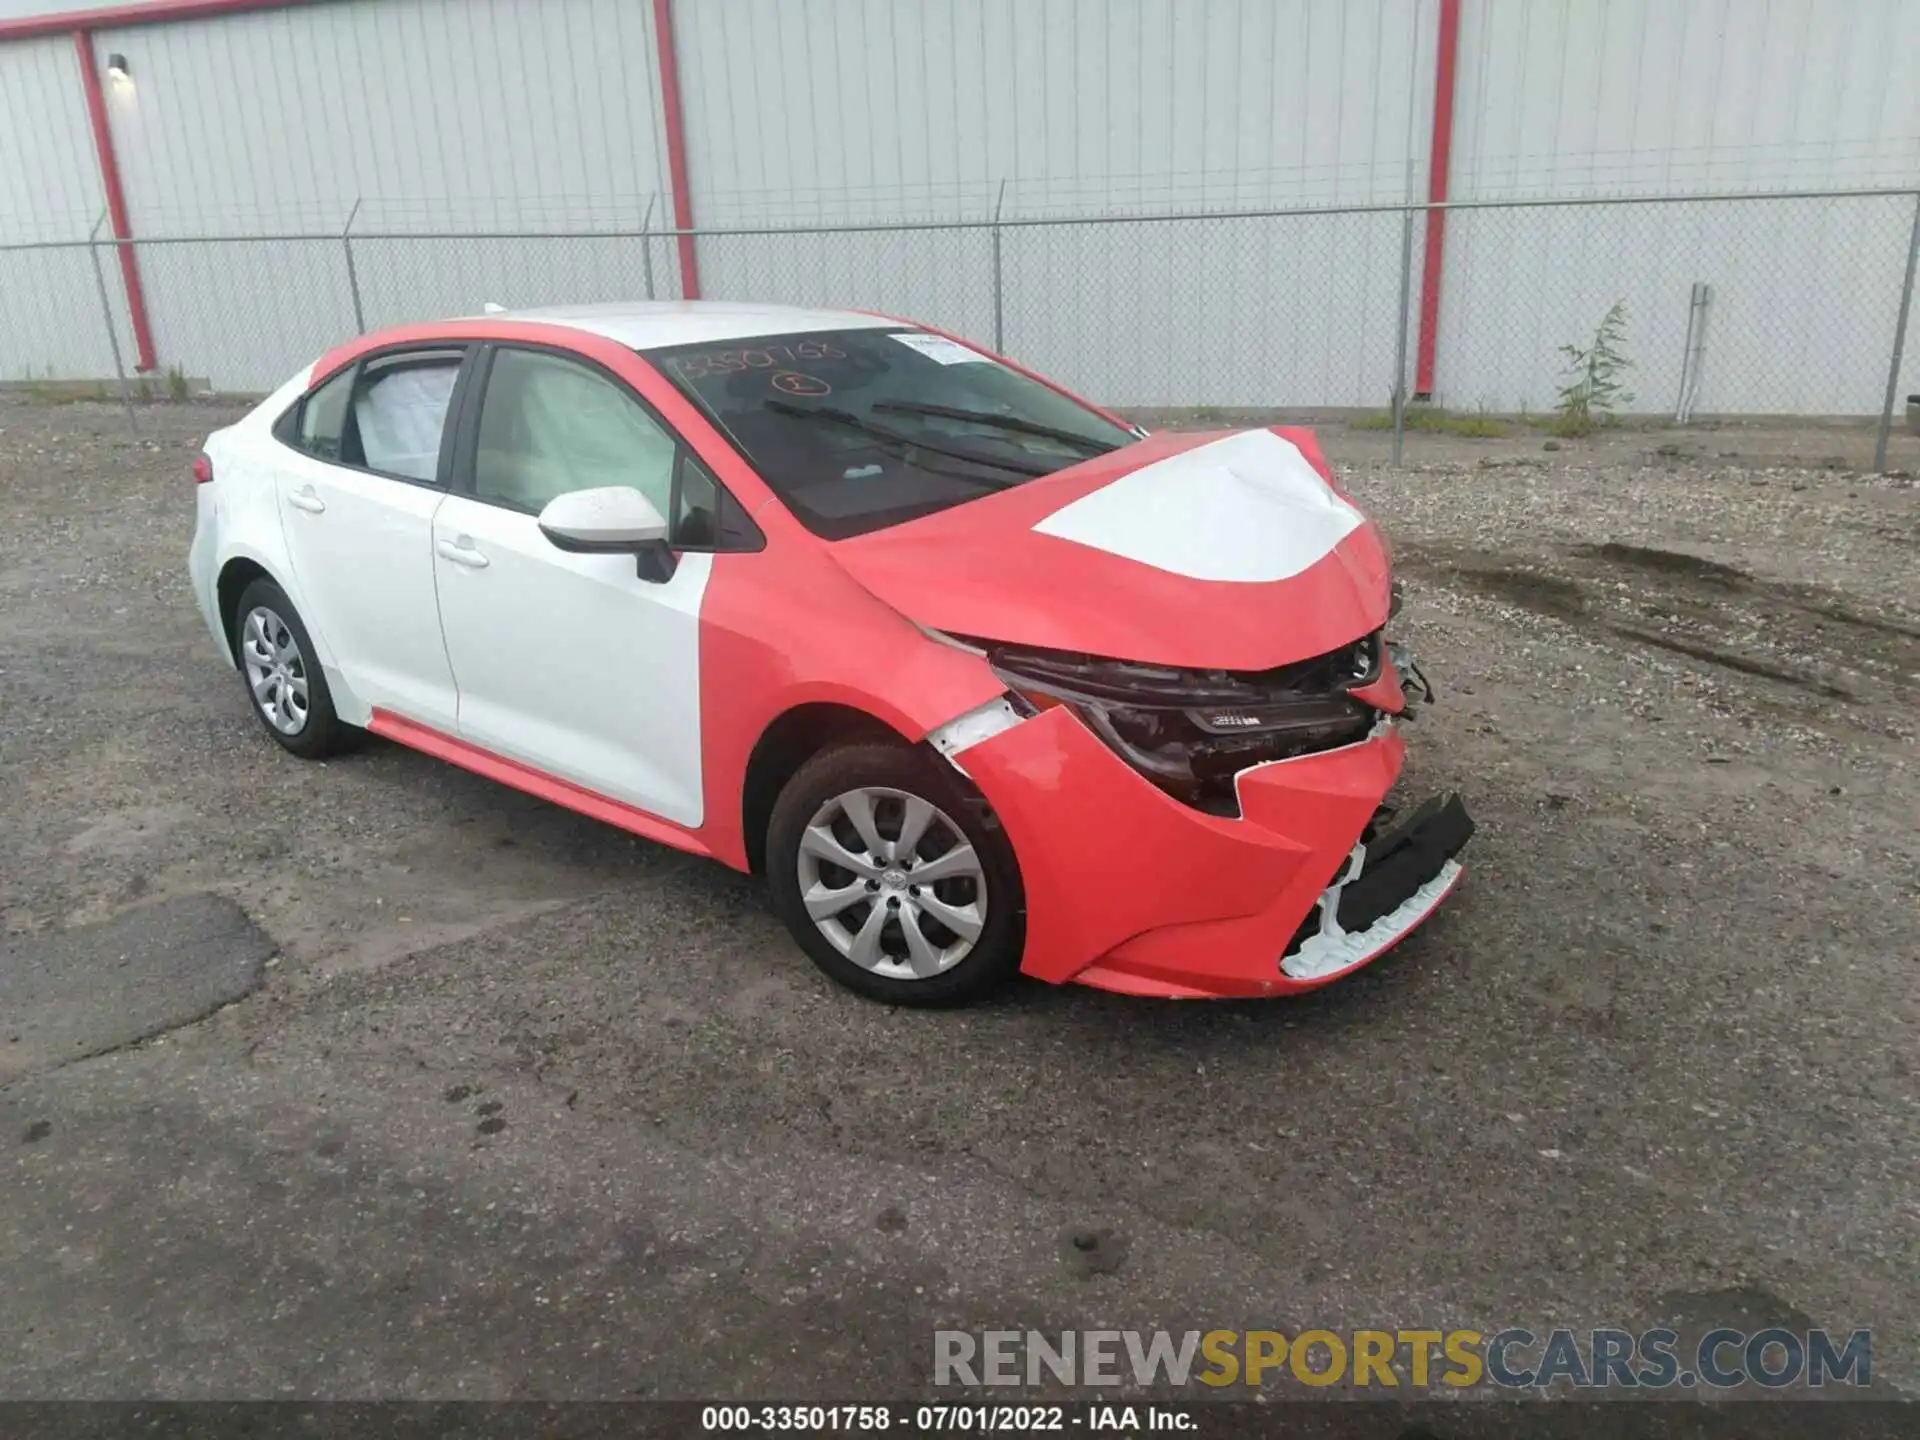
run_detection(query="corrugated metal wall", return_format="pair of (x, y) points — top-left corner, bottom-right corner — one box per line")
(674, 0), (1435, 223)
(673, 0), (1435, 410)
(1451, 0), (1920, 198)
(1, 0), (1915, 406)
(65, 0), (677, 387)
(0, 33), (98, 242)
(1438, 0), (1920, 416)
(0, 33), (125, 378)
(93, 0), (673, 235)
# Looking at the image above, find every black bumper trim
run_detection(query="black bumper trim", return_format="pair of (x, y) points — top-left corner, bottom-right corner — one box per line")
(1336, 792), (1475, 933)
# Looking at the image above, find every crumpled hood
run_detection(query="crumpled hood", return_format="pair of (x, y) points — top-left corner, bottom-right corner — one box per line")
(830, 427), (1391, 671)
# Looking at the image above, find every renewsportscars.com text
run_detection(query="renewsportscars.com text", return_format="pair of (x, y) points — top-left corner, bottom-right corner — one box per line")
(933, 1327), (1872, 1390)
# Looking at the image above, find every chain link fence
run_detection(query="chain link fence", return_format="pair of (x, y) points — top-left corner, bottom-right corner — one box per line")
(4, 189), (1916, 468)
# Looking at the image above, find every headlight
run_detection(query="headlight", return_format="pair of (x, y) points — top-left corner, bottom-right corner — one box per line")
(979, 636), (1383, 814)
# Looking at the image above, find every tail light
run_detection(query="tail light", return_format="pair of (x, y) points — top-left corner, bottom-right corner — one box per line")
(191, 453), (213, 485)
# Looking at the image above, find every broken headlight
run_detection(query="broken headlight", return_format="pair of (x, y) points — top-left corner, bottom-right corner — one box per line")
(980, 635), (1383, 815)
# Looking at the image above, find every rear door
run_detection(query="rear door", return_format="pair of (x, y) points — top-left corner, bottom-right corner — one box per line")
(272, 346), (472, 730)
(431, 342), (760, 828)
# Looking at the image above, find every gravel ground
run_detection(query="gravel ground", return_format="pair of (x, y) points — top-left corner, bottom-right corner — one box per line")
(0, 394), (1916, 1405)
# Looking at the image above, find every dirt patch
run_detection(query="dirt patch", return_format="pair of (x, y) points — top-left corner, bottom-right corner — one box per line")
(1575, 541), (1753, 588)
(1431, 562), (1590, 620)
(1608, 625), (1854, 699)
(1396, 530), (1914, 714)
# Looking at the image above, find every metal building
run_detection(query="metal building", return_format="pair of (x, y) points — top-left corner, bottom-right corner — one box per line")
(2, 0), (1918, 417)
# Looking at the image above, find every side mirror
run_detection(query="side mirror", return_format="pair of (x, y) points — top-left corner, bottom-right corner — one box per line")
(537, 486), (677, 581)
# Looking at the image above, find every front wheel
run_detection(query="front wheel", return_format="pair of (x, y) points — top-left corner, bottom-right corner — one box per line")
(766, 742), (1025, 1005)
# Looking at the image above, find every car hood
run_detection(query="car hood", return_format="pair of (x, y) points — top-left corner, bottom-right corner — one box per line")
(829, 427), (1391, 671)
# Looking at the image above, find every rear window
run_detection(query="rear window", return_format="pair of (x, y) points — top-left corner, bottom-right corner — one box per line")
(646, 328), (1133, 539)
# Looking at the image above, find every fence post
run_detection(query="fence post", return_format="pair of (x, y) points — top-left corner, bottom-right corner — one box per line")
(991, 178), (1008, 353)
(1391, 205), (1416, 467)
(641, 193), (658, 300)
(87, 210), (136, 435)
(341, 198), (366, 335)
(1874, 190), (1920, 474)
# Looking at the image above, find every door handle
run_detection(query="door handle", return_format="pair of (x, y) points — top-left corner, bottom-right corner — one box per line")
(287, 486), (326, 514)
(435, 537), (490, 569)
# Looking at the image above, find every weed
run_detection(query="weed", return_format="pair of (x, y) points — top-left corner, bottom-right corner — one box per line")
(1555, 299), (1634, 433)
(165, 364), (189, 401)
(1352, 406), (1508, 438)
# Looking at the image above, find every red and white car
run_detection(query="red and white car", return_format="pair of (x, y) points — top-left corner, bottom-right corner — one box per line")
(188, 302), (1472, 1004)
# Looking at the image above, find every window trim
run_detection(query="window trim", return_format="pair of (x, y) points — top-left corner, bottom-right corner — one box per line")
(670, 447), (766, 555)
(452, 341), (763, 552)
(271, 343), (476, 491)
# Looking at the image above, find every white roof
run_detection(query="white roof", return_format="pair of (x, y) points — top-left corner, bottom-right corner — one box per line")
(483, 300), (902, 350)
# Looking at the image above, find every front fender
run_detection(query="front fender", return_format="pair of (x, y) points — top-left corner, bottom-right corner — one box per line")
(695, 548), (1010, 871)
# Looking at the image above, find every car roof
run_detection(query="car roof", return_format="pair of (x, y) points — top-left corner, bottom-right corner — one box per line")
(476, 301), (903, 350)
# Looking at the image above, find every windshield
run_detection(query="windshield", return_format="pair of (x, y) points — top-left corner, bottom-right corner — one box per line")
(646, 328), (1135, 539)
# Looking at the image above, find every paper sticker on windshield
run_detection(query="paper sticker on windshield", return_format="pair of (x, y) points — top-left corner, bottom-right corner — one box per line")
(891, 332), (992, 366)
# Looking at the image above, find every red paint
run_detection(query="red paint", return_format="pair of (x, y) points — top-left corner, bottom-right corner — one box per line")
(1076, 864), (1463, 999)
(832, 426), (1392, 671)
(0, 0), (307, 41)
(368, 708), (716, 859)
(313, 316), (1010, 874)
(651, 0), (701, 299)
(1414, 0), (1462, 398)
(961, 709), (1425, 997)
(75, 31), (157, 373)
(1346, 651), (1407, 714)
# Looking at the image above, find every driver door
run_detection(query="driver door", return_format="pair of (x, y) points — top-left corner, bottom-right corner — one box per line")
(432, 344), (724, 827)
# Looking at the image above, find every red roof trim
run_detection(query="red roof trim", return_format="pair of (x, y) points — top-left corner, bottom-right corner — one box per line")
(75, 30), (158, 369)
(0, 0), (322, 43)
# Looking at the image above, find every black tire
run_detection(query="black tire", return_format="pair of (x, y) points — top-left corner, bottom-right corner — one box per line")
(766, 741), (1026, 1006)
(232, 577), (356, 759)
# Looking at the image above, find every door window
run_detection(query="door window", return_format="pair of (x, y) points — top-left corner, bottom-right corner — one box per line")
(295, 365), (354, 460)
(473, 348), (678, 517)
(673, 450), (762, 550)
(350, 352), (463, 482)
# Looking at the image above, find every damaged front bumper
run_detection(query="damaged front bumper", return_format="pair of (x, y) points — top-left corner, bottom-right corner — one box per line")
(1279, 792), (1475, 982)
(952, 700), (1474, 999)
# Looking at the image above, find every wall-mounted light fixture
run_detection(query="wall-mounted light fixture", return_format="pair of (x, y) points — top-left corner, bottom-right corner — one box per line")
(105, 53), (130, 81)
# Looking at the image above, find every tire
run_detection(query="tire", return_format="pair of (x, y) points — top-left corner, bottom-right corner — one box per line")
(232, 577), (356, 759)
(766, 741), (1026, 1005)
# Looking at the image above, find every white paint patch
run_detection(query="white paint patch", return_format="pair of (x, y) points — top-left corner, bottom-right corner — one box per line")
(1281, 858), (1463, 982)
(1032, 430), (1362, 583)
(927, 697), (1027, 775)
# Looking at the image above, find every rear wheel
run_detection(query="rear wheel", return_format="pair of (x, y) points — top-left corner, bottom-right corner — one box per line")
(766, 742), (1025, 1005)
(233, 577), (356, 759)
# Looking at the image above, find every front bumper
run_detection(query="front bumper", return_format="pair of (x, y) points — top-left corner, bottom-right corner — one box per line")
(954, 706), (1471, 999)
(1277, 792), (1474, 983)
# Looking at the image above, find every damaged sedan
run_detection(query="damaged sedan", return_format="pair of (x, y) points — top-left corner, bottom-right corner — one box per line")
(187, 301), (1471, 1004)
